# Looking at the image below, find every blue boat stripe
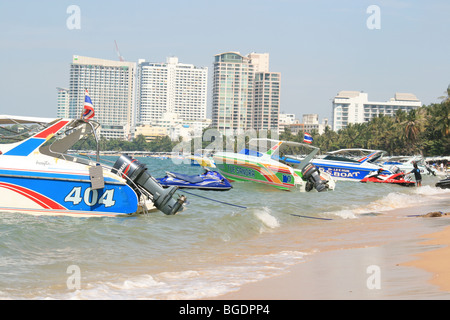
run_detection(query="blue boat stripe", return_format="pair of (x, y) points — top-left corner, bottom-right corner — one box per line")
(4, 138), (45, 156)
(0, 169), (122, 184)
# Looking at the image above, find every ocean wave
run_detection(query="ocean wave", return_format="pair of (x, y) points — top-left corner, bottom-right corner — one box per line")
(253, 207), (280, 231)
(325, 185), (449, 219)
(20, 250), (308, 300)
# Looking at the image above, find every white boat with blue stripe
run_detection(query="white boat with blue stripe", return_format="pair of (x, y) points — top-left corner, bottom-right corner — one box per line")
(311, 148), (390, 181)
(0, 115), (186, 217)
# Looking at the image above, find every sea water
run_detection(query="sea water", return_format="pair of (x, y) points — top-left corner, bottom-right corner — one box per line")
(0, 157), (449, 299)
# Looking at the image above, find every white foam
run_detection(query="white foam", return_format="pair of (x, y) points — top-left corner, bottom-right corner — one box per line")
(254, 207), (280, 231)
(27, 250), (308, 300)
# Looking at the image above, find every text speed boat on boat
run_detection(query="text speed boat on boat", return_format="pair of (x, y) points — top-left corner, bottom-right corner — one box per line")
(311, 149), (391, 181)
(0, 115), (186, 217)
(213, 139), (335, 192)
(360, 169), (415, 187)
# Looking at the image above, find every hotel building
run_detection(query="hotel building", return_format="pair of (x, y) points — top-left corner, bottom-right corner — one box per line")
(136, 57), (208, 124)
(253, 72), (281, 131)
(211, 52), (280, 134)
(332, 91), (421, 131)
(68, 55), (136, 139)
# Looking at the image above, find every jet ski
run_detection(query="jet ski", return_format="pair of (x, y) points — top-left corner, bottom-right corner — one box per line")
(157, 169), (233, 191)
(436, 176), (450, 189)
(360, 169), (415, 187)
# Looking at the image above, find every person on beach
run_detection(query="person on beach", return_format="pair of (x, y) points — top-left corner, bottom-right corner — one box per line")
(409, 162), (422, 187)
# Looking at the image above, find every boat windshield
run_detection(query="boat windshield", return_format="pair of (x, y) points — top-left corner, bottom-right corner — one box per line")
(323, 155), (361, 163)
(39, 119), (101, 164)
(325, 149), (386, 163)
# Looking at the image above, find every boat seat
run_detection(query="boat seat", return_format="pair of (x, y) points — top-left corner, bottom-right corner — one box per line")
(167, 172), (204, 183)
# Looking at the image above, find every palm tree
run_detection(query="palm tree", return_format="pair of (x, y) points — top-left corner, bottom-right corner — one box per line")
(401, 107), (428, 154)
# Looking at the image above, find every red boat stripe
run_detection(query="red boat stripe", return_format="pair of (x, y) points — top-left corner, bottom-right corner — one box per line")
(33, 120), (70, 139)
(0, 182), (66, 210)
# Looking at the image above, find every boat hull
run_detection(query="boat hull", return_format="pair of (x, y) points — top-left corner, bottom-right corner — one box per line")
(213, 154), (298, 191)
(360, 173), (416, 187)
(0, 171), (139, 217)
(312, 161), (379, 181)
(436, 177), (450, 189)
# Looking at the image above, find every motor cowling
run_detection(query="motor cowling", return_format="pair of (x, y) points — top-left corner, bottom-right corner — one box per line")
(302, 163), (328, 192)
(112, 155), (185, 215)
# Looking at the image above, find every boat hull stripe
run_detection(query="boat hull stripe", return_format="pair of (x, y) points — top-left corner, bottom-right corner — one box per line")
(0, 182), (67, 210)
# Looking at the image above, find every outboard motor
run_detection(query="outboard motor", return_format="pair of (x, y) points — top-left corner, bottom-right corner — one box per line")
(302, 163), (328, 192)
(112, 155), (186, 215)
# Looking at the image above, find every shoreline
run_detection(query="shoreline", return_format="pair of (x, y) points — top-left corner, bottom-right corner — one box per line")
(211, 209), (450, 300)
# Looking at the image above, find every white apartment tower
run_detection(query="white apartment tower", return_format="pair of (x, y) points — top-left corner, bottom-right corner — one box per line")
(253, 72), (280, 131)
(332, 91), (421, 131)
(136, 57), (208, 124)
(211, 52), (280, 134)
(56, 87), (69, 118)
(69, 55), (136, 139)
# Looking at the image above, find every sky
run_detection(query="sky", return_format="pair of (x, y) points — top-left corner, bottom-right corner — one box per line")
(0, 0), (449, 122)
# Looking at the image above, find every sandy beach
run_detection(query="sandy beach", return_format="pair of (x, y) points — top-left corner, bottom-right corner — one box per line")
(213, 206), (450, 300)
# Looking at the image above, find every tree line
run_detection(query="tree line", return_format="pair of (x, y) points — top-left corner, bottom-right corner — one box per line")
(288, 89), (449, 156)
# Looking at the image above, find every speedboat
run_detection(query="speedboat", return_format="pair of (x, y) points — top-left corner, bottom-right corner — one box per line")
(311, 148), (390, 181)
(157, 169), (232, 191)
(360, 169), (415, 187)
(0, 115), (186, 217)
(436, 176), (450, 189)
(212, 139), (335, 192)
(380, 155), (437, 176)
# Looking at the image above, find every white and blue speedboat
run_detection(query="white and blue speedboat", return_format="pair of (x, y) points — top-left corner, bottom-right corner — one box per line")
(311, 148), (390, 181)
(380, 155), (437, 176)
(0, 115), (186, 217)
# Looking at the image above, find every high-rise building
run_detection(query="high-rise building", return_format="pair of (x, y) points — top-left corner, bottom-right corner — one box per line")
(332, 91), (421, 131)
(136, 57), (208, 124)
(252, 72), (280, 131)
(68, 55), (136, 139)
(211, 52), (255, 134)
(211, 52), (280, 134)
(56, 87), (69, 118)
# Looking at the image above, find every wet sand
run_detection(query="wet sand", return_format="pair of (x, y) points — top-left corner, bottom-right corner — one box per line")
(213, 208), (450, 300)
(403, 222), (450, 292)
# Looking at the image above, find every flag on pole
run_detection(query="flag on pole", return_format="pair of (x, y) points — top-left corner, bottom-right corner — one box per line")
(82, 89), (95, 120)
(303, 132), (313, 144)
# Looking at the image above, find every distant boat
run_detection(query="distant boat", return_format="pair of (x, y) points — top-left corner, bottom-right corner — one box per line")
(311, 149), (390, 181)
(435, 175), (450, 189)
(380, 155), (437, 176)
(213, 139), (335, 192)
